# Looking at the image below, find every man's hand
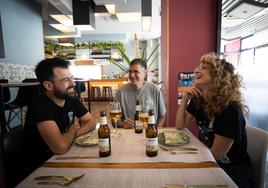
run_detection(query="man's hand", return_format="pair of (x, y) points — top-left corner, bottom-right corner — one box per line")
(68, 122), (80, 137)
(122, 118), (134, 129)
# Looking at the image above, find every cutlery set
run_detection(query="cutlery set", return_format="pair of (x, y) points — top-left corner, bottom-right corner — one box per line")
(34, 174), (85, 186)
(159, 144), (198, 154)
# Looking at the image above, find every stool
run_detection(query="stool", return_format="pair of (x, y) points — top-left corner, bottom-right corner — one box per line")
(75, 81), (86, 105)
(91, 86), (101, 101)
(102, 86), (112, 101)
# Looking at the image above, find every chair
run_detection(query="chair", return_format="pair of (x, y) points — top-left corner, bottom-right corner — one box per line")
(4, 78), (39, 130)
(0, 127), (34, 188)
(246, 125), (268, 188)
(75, 80), (86, 105)
(91, 86), (101, 101)
(0, 79), (11, 104)
(102, 86), (112, 101)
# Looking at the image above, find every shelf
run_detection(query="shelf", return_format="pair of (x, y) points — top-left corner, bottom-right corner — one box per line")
(74, 60), (94, 65)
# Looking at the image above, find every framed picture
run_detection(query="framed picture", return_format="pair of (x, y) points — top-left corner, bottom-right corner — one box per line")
(177, 72), (194, 105)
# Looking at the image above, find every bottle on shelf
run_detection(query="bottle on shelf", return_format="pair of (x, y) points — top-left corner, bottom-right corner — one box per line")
(145, 109), (158, 157)
(98, 111), (111, 157)
(134, 99), (143, 134)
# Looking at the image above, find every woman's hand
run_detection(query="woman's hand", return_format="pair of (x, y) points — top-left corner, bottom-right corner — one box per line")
(183, 86), (203, 101)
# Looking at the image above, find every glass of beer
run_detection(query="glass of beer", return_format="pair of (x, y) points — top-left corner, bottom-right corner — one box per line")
(140, 100), (152, 128)
(109, 101), (122, 137)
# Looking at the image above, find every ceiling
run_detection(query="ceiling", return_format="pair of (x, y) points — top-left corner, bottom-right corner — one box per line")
(221, 0), (268, 40)
(35, 0), (268, 42)
(34, 0), (161, 41)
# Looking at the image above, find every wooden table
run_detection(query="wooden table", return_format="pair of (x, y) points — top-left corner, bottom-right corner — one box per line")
(16, 129), (238, 188)
(0, 82), (40, 133)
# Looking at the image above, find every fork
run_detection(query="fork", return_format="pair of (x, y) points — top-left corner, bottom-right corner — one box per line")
(35, 174), (85, 185)
(37, 180), (71, 186)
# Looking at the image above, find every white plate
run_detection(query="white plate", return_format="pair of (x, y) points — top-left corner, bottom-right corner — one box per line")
(158, 131), (190, 146)
(75, 130), (98, 146)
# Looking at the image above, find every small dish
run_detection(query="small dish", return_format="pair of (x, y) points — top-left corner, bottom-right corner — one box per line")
(158, 131), (190, 146)
(75, 130), (98, 146)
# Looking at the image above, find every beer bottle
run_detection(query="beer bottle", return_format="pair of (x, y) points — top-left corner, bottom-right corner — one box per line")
(98, 111), (111, 157)
(134, 99), (143, 134)
(145, 109), (158, 157)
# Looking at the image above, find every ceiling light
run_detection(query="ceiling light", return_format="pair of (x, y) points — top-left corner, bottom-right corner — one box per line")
(50, 24), (76, 33)
(75, 25), (95, 31)
(227, 0), (268, 19)
(44, 32), (81, 39)
(116, 12), (141, 22)
(50, 14), (73, 26)
(141, 0), (152, 32)
(95, 12), (110, 17)
(142, 16), (152, 32)
(105, 4), (116, 15)
(222, 17), (244, 28)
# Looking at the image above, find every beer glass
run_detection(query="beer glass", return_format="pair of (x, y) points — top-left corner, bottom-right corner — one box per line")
(109, 101), (121, 137)
(140, 100), (153, 128)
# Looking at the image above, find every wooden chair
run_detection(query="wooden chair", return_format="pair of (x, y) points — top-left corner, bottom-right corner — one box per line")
(246, 125), (268, 188)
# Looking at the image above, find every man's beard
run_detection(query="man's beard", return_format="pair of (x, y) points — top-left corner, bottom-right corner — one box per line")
(54, 86), (77, 100)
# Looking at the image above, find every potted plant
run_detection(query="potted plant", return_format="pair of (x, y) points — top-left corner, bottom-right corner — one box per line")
(110, 42), (160, 73)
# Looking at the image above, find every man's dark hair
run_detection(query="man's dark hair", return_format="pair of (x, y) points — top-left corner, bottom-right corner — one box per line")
(130, 58), (147, 69)
(35, 58), (70, 83)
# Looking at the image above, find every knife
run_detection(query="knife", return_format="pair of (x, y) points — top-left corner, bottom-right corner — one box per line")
(56, 156), (99, 160)
(159, 144), (198, 151)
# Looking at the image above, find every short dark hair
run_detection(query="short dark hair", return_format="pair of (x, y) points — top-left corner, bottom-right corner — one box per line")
(35, 58), (70, 83)
(129, 58), (147, 69)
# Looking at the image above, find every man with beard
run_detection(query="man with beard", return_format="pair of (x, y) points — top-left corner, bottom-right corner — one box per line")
(24, 58), (96, 167)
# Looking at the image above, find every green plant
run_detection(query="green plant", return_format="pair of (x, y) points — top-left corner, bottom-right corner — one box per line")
(44, 40), (125, 53)
(110, 43), (160, 72)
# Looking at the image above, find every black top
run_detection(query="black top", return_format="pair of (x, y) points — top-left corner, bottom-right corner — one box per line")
(24, 94), (87, 164)
(187, 99), (251, 166)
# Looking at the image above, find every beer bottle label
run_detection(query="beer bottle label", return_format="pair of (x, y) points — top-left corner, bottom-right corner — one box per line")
(148, 116), (155, 124)
(146, 137), (158, 152)
(135, 120), (143, 130)
(100, 116), (107, 125)
(99, 138), (110, 152)
(136, 105), (141, 111)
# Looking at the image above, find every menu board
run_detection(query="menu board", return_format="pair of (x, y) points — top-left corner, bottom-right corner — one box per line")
(177, 72), (195, 105)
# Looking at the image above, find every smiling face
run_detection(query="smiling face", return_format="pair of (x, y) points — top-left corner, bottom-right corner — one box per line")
(128, 64), (147, 88)
(194, 63), (212, 89)
(51, 67), (76, 99)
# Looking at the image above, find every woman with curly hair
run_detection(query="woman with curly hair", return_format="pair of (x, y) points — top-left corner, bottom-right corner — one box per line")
(176, 53), (253, 187)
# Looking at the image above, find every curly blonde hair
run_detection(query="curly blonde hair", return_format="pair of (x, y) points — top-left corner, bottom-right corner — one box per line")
(196, 52), (248, 119)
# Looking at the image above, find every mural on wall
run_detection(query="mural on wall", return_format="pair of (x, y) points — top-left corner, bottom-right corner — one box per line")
(0, 63), (36, 82)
